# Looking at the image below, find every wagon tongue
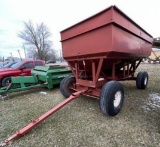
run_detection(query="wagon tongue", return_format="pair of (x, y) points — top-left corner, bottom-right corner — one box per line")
(0, 90), (86, 146)
(0, 134), (16, 146)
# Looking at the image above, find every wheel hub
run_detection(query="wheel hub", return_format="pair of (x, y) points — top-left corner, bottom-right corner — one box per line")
(114, 91), (122, 107)
(144, 77), (148, 85)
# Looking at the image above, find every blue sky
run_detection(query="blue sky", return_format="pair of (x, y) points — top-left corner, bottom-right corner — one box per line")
(0, 0), (160, 59)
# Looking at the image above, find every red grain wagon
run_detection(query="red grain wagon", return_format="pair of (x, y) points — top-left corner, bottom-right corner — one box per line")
(60, 5), (153, 116)
(0, 5), (153, 146)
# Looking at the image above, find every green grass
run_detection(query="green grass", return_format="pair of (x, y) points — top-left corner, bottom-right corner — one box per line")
(0, 64), (160, 147)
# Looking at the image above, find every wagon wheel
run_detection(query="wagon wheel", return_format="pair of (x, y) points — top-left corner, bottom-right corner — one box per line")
(99, 81), (124, 116)
(2, 77), (11, 87)
(60, 76), (76, 98)
(136, 71), (148, 89)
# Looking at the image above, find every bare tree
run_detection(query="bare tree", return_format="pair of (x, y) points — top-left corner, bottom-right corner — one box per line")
(18, 21), (55, 60)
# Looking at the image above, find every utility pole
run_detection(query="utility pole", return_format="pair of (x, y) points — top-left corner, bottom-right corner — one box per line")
(10, 53), (15, 62)
(17, 50), (22, 61)
(23, 45), (27, 58)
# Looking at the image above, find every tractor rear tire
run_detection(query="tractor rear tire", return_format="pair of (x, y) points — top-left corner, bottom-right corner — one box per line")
(99, 81), (124, 116)
(60, 76), (76, 98)
(136, 71), (148, 89)
(2, 77), (11, 87)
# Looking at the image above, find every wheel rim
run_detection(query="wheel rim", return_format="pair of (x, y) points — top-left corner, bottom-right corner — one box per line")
(144, 77), (147, 85)
(6, 80), (11, 85)
(114, 91), (122, 107)
(5, 79), (11, 87)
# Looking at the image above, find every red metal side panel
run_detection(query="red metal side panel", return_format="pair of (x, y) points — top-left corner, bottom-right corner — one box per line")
(62, 25), (113, 59)
(61, 5), (153, 59)
(112, 9), (152, 43)
(61, 8), (113, 41)
(112, 25), (151, 57)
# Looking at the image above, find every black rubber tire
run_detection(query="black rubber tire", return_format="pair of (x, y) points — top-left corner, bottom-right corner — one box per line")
(2, 77), (11, 87)
(136, 71), (148, 89)
(99, 81), (124, 116)
(60, 76), (76, 98)
(59, 76), (68, 95)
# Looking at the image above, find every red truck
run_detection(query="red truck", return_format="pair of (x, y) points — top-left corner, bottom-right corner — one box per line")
(0, 60), (45, 87)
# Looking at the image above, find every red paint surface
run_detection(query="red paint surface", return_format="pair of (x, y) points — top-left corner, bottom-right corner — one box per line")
(61, 6), (153, 60)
